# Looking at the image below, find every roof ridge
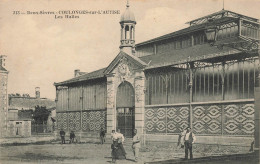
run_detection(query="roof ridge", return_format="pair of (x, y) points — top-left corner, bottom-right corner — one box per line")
(187, 9), (258, 25)
(136, 10), (259, 47)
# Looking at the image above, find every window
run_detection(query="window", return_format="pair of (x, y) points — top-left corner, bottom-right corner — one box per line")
(176, 40), (181, 49)
(225, 59), (259, 100)
(182, 38), (191, 48)
(145, 70), (189, 105)
(193, 65), (222, 102)
(194, 34), (205, 45)
(145, 58), (259, 105)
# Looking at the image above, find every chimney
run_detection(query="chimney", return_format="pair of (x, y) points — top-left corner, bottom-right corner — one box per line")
(74, 69), (80, 77)
(0, 55), (7, 68)
(35, 87), (40, 99)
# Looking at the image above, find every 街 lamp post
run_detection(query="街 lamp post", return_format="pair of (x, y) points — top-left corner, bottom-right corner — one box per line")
(205, 22), (260, 160)
(205, 24), (219, 46)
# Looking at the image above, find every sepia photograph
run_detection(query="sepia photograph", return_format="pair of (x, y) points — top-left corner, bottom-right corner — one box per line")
(0, 0), (260, 163)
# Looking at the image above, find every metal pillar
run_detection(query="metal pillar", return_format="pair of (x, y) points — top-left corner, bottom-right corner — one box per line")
(188, 62), (194, 128)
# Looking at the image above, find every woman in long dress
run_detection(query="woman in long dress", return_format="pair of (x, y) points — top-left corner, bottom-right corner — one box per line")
(115, 137), (126, 159)
(111, 138), (126, 163)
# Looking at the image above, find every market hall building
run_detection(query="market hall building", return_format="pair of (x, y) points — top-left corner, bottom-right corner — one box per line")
(54, 2), (260, 148)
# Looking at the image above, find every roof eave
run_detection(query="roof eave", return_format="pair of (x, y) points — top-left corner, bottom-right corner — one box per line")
(54, 75), (105, 86)
(144, 49), (242, 70)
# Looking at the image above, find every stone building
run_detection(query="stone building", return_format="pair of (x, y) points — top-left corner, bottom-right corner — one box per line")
(54, 1), (260, 149)
(0, 55), (8, 138)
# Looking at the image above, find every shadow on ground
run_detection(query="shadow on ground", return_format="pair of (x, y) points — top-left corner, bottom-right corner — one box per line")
(145, 152), (259, 164)
(7, 152), (85, 161)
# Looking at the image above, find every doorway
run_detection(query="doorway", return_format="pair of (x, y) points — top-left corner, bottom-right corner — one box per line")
(116, 82), (135, 138)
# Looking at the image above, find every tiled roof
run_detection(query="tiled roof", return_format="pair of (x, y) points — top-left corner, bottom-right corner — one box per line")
(139, 43), (241, 69)
(78, 72), (87, 76)
(54, 67), (106, 86)
(8, 97), (55, 110)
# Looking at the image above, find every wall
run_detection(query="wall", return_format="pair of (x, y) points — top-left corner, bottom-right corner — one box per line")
(0, 71), (8, 137)
(56, 81), (107, 112)
(144, 101), (254, 145)
(8, 110), (18, 120)
(56, 80), (107, 133)
(7, 120), (31, 137)
(56, 110), (106, 132)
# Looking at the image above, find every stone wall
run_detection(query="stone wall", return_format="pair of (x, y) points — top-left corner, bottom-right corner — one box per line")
(0, 71), (8, 137)
(106, 55), (146, 135)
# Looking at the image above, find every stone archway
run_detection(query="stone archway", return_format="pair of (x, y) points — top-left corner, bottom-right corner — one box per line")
(116, 81), (135, 138)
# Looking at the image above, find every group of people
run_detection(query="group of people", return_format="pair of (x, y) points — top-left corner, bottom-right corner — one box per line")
(59, 129), (76, 144)
(110, 128), (140, 163)
(60, 127), (196, 161)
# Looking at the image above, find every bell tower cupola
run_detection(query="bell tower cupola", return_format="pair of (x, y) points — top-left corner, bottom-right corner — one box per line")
(120, 0), (136, 55)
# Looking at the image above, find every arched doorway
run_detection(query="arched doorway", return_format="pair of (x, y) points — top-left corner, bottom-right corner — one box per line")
(116, 81), (135, 138)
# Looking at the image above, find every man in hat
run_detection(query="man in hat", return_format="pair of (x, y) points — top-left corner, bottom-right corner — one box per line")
(184, 127), (196, 160)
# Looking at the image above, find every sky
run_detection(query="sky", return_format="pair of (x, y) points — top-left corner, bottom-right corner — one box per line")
(0, 0), (259, 100)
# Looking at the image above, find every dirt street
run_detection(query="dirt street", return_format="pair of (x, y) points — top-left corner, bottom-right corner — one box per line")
(0, 142), (182, 164)
(0, 141), (256, 164)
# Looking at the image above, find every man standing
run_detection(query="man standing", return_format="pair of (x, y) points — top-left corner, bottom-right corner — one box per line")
(69, 131), (75, 144)
(132, 129), (141, 162)
(184, 127), (196, 160)
(100, 128), (106, 144)
(60, 128), (66, 144)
